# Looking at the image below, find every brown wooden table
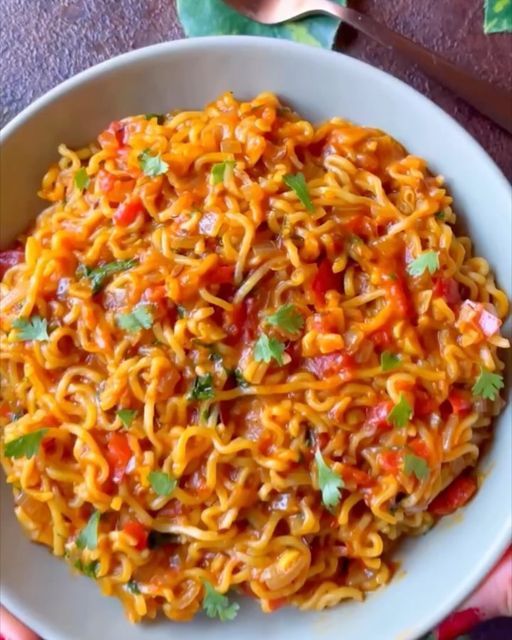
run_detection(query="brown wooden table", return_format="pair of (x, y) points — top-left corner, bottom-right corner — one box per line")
(2, 0), (511, 181)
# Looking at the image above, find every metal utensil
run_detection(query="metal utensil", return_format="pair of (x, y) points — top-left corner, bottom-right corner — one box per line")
(224, 0), (512, 134)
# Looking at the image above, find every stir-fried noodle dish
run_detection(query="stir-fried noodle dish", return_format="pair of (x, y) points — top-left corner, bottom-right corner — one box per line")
(0, 93), (508, 623)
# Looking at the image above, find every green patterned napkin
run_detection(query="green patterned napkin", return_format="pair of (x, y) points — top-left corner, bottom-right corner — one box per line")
(484, 0), (512, 33)
(177, 0), (346, 48)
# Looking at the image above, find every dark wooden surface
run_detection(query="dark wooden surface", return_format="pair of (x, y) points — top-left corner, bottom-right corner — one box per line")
(1, 0), (511, 179)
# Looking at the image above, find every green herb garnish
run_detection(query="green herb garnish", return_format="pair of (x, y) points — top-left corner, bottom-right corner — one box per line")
(144, 113), (165, 124)
(315, 449), (343, 512)
(387, 394), (413, 428)
(380, 352), (400, 372)
(283, 173), (314, 212)
(12, 316), (49, 342)
(74, 559), (99, 579)
(266, 304), (304, 335)
(125, 580), (141, 594)
(77, 259), (137, 295)
(116, 305), (154, 332)
(138, 150), (169, 177)
(472, 368), (504, 401)
(253, 334), (285, 366)
(188, 373), (215, 400)
(202, 580), (239, 622)
(117, 409), (136, 428)
(406, 251), (440, 277)
(74, 168), (90, 191)
(148, 471), (177, 497)
(76, 510), (100, 550)
(211, 161), (236, 185)
(403, 454), (429, 480)
(4, 428), (48, 459)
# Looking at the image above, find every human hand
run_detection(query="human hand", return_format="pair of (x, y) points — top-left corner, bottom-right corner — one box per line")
(1, 548), (510, 640)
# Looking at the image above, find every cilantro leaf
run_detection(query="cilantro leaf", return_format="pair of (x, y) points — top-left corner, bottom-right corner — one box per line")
(12, 316), (49, 342)
(387, 394), (413, 428)
(253, 334), (285, 366)
(202, 580), (239, 622)
(76, 510), (100, 550)
(283, 173), (314, 212)
(435, 211), (446, 221)
(266, 304), (304, 335)
(403, 453), (429, 480)
(77, 259), (137, 295)
(472, 368), (504, 401)
(4, 428), (48, 459)
(74, 168), (90, 191)
(125, 580), (141, 594)
(117, 409), (136, 428)
(315, 449), (343, 512)
(148, 471), (177, 497)
(380, 352), (400, 372)
(211, 161), (235, 185)
(138, 150), (169, 177)
(176, 305), (187, 318)
(406, 251), (440, 277)
(74, 559), (99, 579)
(144, 113), (165, 124)
(188, 373), (215, 400)
(116, 305), (154, 332)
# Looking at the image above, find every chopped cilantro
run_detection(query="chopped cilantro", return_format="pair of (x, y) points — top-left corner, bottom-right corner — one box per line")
(116, 305), (154, 332)
(387, 394), (413, 428)
(403, 454), (429, 480)
(211, 161), (236, 185)
(253, 334), (285, 366)
(472, 368), (504, 401)
(138, 150), (169, 177)
(125, 580), (141, 594)
(117, 409), (136, 428)
(77, 259), (137, 295)
(74, 168), (90, 191)
(12, 316), (49, 342)
(148, 471), (177, 497)
(202, 580), (239, 622)
(380, 352), (400, 372)
(76, 510), (100, 550)
(266, 304), (304, 335)
(188, 373), (215, 400)
(4, 428), (48, 459)
(144, 113), (165, 124)
(406, 251), (440, 277)
(315, 449), (343, 512)
(74, 559), (99, 579)
(283, 173), (314, 212)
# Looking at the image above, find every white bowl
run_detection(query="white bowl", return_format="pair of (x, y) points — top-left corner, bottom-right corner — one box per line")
(1, 36), (511, 640)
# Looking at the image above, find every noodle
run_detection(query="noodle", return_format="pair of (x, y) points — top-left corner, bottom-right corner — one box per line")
(0, 92), (509, 623)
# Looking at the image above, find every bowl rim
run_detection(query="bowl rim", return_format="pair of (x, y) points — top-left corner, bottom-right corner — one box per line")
(1, 35), (511, 640)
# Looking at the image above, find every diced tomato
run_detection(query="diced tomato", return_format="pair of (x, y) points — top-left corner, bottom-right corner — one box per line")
(0, 403), (11, 418)
(366, 401), (393, 431)
(98, 120), (128, 150)
(0, 249), (24, 279)
(258, 433), (274, 456)
(106, 433), (132, 483)
(369, 327), (392, 348)
(342, 465), (373, 487)
(387, 278), (412, 319)
(224, 297), (259, 343)
(458, 300), (501, 337)
(378, 450), (401, 474)
(122, 520), (148, 551)
(448, 389), (473, 415)
(414, 391), (438, 417)
(144, 285), (167, 303)
(304, 351), (354, 378)
(204, 264), (235, 285)
(433, 277), (461, 306)
(409, 437), (430, 461)
(312, 258), (341, 307)
(311, 312), (339, 333)
(429, 475), (477, 517)
(114, 197), (145, 226)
